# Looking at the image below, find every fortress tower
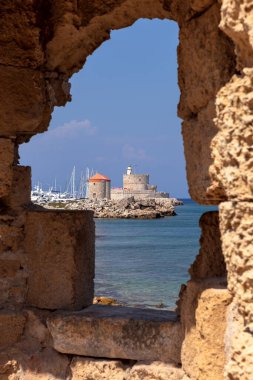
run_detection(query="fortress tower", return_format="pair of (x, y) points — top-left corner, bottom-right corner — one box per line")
(88, 173), (111, 200)
(111, 166), (168, 200)
(123, 166), (149, 191)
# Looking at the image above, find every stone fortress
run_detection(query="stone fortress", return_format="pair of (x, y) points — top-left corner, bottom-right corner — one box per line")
(0, 1), (253, 380)
(88, 166), (169, 201)
(111, 166), (170, 200)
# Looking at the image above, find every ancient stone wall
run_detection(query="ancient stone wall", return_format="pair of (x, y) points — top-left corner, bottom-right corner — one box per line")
(88, 181), (107, 200)
(123, 174), (149, 191)
(0, 0), (252, 379)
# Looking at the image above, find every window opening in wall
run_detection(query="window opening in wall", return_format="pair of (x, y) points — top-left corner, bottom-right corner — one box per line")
(20, 19), (216, 310)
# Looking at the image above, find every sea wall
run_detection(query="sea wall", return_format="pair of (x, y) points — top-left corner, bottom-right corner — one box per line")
(111, 189), (170, 200)
(0, 0), (252, 379)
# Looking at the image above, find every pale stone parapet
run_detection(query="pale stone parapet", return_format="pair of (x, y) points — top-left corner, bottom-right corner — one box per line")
(25, 210), (95, 310)
(47, 305), (182, 363)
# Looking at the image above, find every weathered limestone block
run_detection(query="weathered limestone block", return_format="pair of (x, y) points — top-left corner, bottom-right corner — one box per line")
(128, 361), (184, 380)
(0, 311), (26, 349)
(0, 215), (27, 308)
(180, 279), (231, 380)
(0, 217), (23, 254)
(25, 210), (95, 310)
(178, 2), (235, 119)
(225, 301), (253, 380)
(0, 348), (70, 380)
(0, 309), (71, 379)
(219, 202), (253, 330)
(70, 359), (185, 380)
(220, 0), (253, 70)
(0, 138), (14, 198)
(45, 0), (172, 74)
(69, 357), (130, 380)
(0, 258), (22, 279)
(47, 305), (182, 363)
(0, 66), (51, 136)
(182, 101), (226, 203)
(0, 275), (27, 309)
(0, 1), (44, 68)
(190, 211), (226, 279)
(3, 166), (31, 210)
(210, 69), (253, 201)
(0, 357), (19, 380)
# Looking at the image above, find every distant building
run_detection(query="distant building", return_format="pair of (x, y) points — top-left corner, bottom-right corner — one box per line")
(111, 166), (169, 200)
(88, 173), (111, 200)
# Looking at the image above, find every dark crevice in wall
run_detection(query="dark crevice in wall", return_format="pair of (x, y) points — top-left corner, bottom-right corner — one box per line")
(34, 0), (55, 51)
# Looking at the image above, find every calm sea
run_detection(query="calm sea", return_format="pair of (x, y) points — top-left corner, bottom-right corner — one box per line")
(95, 199), (217, 310)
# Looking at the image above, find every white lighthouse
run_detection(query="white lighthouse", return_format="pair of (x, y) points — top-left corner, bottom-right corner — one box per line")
(126, 166), (133, 175)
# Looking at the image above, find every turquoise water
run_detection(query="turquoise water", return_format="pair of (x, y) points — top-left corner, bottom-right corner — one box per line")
(95, 199), (216, 310)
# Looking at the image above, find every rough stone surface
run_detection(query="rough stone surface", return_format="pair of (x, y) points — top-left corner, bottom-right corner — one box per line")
(0, 308), (70, 379)
(190, 0), (215, 12)
(25, 210), (95, 310)
(182, 101), (224, 203)
(219, 202), (253, 329)
(178, 2), (235, 119)
(1, 0), (253, 379)
(220, 0), (253, 70)
(0, 66), (51, 137)
(0, 138), (14, 198)
(225, 301), (253, 380)
(180, 279), (231, 380)
(189, 211), (226, 279)
(0, 311), (26, 349)
(47, 305), (182, 363)
(45, 0), (173, 74)
(3, 166), (31, 210)
(128, 361), (184, 380)
(0, 1), (44, 68)
(210, 70), (253, 201)
(0, 348), (70, 380)
(0, 214), (27, 308)
(69, 357), (130, 380)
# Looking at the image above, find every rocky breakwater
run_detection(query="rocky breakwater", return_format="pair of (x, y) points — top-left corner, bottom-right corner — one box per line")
(46, 197), (183, 219)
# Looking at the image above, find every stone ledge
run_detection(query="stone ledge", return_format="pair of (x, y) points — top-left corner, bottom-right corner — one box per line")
(47, 305), (182, 363)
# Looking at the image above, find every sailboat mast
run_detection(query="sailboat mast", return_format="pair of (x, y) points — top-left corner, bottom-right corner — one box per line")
(72, 166), (76, 198)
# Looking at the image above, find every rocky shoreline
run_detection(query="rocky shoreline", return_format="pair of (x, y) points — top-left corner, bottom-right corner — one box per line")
(43, 197), (183, 219)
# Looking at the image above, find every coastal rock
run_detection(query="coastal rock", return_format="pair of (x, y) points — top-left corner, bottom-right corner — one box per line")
(44, 197), (180, 219)
(47, 305), (182, 363)
(93, 296), (118, 305)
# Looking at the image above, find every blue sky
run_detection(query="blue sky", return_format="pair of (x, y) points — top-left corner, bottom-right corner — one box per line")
(20, 19), (189, 198)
